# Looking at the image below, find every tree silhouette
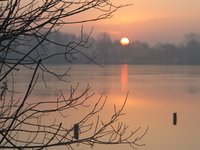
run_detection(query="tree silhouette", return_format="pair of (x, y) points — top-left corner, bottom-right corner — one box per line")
(0, 0), (147, 149)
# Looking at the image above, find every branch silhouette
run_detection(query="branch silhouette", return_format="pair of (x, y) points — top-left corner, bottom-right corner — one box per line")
(0, 0), (147, 149)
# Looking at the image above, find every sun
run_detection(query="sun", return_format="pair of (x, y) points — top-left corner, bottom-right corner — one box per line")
(120, 37), (129, 46)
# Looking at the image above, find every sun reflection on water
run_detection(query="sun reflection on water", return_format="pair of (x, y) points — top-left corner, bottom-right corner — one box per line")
(121, 64), (128, 92)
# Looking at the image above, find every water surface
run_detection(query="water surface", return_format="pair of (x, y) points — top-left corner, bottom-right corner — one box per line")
(16, 64), (200, 150)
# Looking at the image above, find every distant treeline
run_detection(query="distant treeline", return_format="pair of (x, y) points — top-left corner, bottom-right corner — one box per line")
(87, 32), (200, 65)
(9, 32), (200, 65)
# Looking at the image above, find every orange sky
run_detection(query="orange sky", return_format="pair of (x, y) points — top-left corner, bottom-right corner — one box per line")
(63, 0), (200, 44)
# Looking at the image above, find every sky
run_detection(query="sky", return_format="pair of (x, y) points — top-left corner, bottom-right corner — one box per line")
(63, 0), (200, 44)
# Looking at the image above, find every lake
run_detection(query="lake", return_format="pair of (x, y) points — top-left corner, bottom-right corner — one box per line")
(15, 64), (200, 150)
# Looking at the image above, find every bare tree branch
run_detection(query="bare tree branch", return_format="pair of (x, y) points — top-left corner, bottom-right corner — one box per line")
(0, 0), (147, 149)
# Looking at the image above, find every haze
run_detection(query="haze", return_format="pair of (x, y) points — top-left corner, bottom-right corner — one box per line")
(63, 0), (200, 44)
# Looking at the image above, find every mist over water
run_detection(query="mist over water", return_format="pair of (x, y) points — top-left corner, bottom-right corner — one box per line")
(16, 64), (200, 150)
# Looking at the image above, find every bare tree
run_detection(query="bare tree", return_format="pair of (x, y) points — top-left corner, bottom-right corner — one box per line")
(0, 0), (148, 149)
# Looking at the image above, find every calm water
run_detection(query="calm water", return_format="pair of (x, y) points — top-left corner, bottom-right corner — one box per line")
(15, 64), (200, 150)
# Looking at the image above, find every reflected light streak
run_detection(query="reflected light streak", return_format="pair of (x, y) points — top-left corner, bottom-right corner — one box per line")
(121, 64), (128, 91)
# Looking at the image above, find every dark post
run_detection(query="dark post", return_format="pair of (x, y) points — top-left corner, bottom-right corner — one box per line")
(74, 124), (79, 140)
(173, 112), (177, 125)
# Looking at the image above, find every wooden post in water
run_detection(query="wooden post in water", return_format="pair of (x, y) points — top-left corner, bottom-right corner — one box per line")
(173, 112), (177, 125)
(74, 124), (79, 140)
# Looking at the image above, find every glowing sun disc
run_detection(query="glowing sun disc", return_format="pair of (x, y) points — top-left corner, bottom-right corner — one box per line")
(120, 37), (129, 46)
